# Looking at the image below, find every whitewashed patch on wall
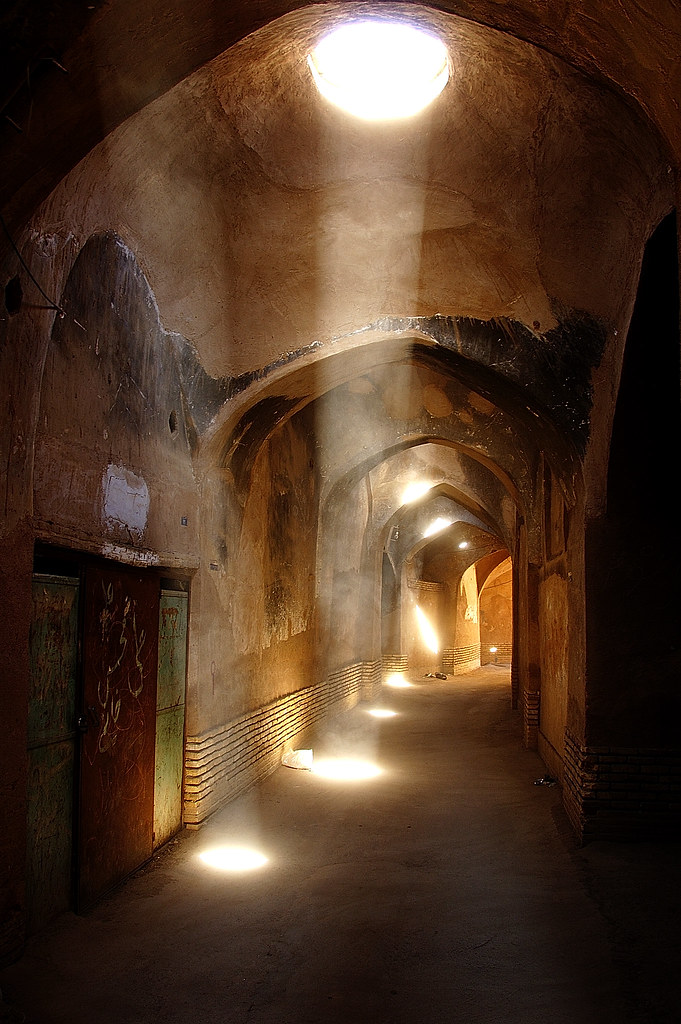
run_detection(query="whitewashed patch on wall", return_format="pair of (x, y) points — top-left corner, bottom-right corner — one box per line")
(102, 464), (149, 542)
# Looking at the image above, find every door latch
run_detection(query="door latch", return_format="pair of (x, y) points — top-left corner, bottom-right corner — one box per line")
(77, 706), (99, 732)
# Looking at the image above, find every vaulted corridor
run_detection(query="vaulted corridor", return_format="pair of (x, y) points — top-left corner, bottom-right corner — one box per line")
(2, 0), (681, 995)
(1, 667), (678, 1023)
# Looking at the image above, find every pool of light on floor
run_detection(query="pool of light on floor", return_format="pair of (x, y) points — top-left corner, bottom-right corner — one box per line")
(198, 846), (268, 871)
(367, 708), (397, 718)
(385, 672), (412, 688)
(311, 757), (382, 781)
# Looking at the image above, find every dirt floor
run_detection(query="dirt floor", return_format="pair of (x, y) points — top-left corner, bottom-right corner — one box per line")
(1, 666), (679, 1023)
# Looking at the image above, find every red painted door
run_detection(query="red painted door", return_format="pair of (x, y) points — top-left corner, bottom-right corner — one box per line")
(77, 564), (159, 909)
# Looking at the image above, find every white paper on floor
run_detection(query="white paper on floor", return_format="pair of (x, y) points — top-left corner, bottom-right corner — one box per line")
(282, 748), (313, 770)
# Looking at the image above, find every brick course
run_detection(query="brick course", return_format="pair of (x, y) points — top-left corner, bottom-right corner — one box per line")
(184, 660), (380, 826)
(523, 689), (540, 749)
(441, 645), (480, 674)
(563, 729), (681, 841)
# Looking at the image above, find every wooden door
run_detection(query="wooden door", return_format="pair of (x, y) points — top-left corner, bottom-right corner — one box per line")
(153, 589), (188, 848)
(27, 574), (79, 933)
(77, 564), (159, 909)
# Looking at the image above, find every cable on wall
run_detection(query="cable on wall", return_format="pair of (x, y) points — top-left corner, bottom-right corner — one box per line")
(1, 212), (66, 318)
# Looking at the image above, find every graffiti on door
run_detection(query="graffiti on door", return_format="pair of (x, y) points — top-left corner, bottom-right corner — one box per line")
(90, 580), (148, 760)
(79, 566), (158, 909)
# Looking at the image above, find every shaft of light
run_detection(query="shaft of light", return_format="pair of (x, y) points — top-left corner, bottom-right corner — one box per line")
(423, 516), (452, 538)
(415, 604), (439, 653)
(401, 480), (432, 504)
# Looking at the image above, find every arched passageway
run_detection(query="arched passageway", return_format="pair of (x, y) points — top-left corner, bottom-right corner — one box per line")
(1, 0), (680, 967)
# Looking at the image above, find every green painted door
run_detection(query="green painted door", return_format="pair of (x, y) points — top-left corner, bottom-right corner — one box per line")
(27, 574), (79, 934)
(154, 590), (188, 848)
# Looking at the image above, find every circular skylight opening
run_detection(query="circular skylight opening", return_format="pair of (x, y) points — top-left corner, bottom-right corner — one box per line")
(308, 20), (449, 120)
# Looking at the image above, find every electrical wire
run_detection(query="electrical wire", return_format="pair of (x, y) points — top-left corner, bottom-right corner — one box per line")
(0, 212), (66, 317)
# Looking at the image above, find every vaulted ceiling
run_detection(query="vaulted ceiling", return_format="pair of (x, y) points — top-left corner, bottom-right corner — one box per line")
(1, 0), (679, 237)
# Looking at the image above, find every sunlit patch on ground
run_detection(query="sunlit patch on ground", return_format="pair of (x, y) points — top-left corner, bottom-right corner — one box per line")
(311, 757), (382, 781)
(385, 672), (413, 688)
(198, 847), (268, 871)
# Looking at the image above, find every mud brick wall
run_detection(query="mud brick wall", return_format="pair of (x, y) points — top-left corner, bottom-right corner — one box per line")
(382, 655), (408, 674)
(564, 730), (681, 841)
(480, 642), (512, 664)
(184, 660), (380, 826)
(523, 689), (540, 750)
(441, 645), (480, 674)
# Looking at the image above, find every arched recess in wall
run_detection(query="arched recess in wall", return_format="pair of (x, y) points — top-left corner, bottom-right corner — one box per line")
(586, 210), (681, 748)
(478, 555), (513, 665)
(34, 230), (199, 563)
